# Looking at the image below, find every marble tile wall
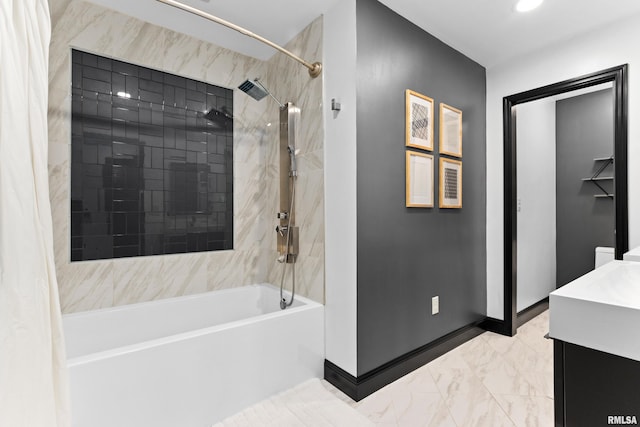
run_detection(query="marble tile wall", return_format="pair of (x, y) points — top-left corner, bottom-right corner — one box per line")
(48, 0), (324, 313)
(263, 17), (325, 304)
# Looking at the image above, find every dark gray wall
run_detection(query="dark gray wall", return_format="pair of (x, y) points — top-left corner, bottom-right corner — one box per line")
(355, 0), (487, 375)
(556, 89), (615, 286)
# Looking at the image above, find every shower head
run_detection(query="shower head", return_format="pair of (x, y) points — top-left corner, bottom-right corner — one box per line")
(238, 78), (284, 108)
(201, 107), (233, 128)
(238, 79), (268, 101)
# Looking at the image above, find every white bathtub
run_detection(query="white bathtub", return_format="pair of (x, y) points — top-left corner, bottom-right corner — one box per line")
(63, 284), (324, 427)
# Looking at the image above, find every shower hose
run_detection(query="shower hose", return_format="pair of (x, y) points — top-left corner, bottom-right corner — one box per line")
(280, 174), (296, 310)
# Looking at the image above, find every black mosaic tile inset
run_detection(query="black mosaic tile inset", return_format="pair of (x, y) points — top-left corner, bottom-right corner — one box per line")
(70, 49), (233, 261)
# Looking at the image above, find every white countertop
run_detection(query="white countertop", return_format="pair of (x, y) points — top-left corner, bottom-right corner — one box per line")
(624, 246), (640, 262)
(549, 260), (640, 362)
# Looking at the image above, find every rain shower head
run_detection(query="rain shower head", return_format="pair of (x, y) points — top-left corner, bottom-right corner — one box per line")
(238, 79), (268, 101)
(202, 106), (233, 128)
(238, 78), (284, 108)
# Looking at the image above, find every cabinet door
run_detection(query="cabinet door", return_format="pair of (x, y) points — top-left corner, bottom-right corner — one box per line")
(561, 342), (640, 426)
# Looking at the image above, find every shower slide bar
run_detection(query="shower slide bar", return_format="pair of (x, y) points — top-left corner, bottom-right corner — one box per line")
(156, 0), (323, 78)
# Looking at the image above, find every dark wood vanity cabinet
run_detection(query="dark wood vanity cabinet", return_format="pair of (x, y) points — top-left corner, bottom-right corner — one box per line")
(554, 340), (640, 426)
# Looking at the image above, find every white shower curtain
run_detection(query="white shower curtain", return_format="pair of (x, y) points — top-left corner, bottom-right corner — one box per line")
(0, 1), (71, 426)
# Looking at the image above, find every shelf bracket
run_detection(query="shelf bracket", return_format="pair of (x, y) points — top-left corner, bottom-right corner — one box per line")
(585, 156), (614, 199)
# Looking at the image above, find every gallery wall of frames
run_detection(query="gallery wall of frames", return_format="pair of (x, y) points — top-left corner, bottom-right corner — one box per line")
(405, 90), (462, 209)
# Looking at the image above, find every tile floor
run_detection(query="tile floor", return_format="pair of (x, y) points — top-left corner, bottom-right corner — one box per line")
(323, 310), (554, 427)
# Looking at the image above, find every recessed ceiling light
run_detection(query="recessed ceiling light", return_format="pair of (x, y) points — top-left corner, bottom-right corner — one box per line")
(516, 0), (544, 12)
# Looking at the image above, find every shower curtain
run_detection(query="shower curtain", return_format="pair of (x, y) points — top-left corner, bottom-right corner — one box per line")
(0, 1), (71, 426)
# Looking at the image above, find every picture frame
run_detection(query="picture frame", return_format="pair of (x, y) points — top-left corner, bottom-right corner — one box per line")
(439, 158), (462, 208)
(406, 151), (434, 208)
(439, 103), (462, 158)
(406, 90), (434, 151)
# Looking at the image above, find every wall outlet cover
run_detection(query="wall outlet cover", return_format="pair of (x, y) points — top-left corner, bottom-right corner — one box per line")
(432, 296), (439, 315)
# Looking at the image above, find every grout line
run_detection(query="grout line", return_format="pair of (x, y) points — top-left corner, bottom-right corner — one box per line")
(424, 361), (461, 427)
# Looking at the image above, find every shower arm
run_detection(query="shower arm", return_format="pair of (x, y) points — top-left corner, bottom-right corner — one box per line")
(156, 0), (323, 78)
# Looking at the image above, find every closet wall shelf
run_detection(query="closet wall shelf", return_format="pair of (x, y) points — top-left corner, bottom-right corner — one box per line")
(581, 176), (614, 181)
(584, 155), (614, 199)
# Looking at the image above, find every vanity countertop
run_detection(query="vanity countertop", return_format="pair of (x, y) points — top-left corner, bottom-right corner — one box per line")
(549, 260), (640, 362)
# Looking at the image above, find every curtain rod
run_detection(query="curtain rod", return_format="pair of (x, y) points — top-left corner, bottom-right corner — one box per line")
(155, 0), (322, 78)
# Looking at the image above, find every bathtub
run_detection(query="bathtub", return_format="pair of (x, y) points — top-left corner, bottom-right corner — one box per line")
(63, 284), (324, 427)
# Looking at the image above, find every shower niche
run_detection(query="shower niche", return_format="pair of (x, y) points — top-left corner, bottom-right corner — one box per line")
(70, 49), (234, 261)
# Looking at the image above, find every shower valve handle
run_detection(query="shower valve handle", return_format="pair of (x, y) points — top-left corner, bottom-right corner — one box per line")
(275, 225), (288, 236)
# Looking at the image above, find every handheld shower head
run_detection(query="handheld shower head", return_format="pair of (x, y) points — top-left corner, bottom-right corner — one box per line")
(287, 145), (297, 177)
(238, 78), (284, 108)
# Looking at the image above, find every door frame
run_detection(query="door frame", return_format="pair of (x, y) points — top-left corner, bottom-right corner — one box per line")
(499, 65), (628, 336)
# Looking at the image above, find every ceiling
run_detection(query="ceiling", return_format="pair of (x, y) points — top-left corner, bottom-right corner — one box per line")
(87, 0), (640, 68)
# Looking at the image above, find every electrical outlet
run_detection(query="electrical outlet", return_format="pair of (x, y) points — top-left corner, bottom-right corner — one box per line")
(432, 296), (439, 315)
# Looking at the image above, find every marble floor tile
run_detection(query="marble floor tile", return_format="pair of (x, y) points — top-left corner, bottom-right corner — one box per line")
(214, 379), (374, 427)
(393, 392), (456, 427)
(482, 331), (523, 354)
(458, 340), (505, 373)
(494, 394), (554, 427)
(518, 369), (554, 399)
(390, 365), (441, 394)
(221, 311), (554, 426)
(499, 337), (553, 374)
(354, 386), (398, 425)
(518, 331), (554, 357)
(320, 381), (356, 406)
(448, 397), (516, 427)
(430, 367), (490, 401)
(476, 356), (540, 397)
(359, 310), (553, 426)
(428, 350), (473, 372)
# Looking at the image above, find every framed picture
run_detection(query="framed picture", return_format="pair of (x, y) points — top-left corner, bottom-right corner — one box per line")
(439, 158), (462, 208)
(406, 151), (434, 208)
(439, 103), (462, 157)
(406, 90), (434, 151)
